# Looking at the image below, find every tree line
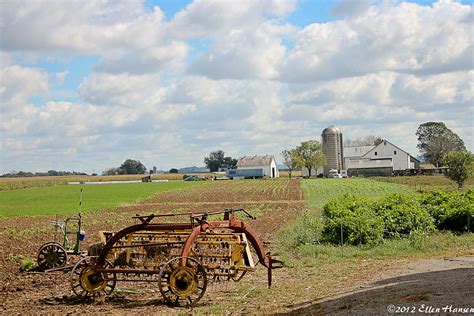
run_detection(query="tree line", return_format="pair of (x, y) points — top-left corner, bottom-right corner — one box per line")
(1, 170), (88, 178)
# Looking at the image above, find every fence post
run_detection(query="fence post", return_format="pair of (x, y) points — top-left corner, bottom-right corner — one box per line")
(340, 221), (344, 258)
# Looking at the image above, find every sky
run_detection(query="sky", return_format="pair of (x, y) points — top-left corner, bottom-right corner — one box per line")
(0, 0), (473, 174)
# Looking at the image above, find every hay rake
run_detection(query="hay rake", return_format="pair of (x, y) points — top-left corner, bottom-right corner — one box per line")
(69, 209), (282, 307)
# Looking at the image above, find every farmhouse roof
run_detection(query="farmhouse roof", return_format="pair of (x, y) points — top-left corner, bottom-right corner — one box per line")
(236, 155), (274, 167)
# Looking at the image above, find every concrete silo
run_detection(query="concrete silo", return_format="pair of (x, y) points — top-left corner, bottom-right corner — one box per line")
(322, 125), (344, 176)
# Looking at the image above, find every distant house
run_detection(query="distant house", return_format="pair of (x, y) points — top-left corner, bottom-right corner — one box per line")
(226, 155), (279, 179)
(344, 140), (419, 177)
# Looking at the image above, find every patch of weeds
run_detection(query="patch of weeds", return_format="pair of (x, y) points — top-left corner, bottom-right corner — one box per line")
(19, 258), (38, 272)
(6, 253), (24, 262)
(18, 226), (49, 235)
(276, 209), (323, 251)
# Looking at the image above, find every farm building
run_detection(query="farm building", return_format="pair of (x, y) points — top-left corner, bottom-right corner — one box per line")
(301, 124), (420, 177)
(344, 140), (420, 177)
(226, 155), (279, 179)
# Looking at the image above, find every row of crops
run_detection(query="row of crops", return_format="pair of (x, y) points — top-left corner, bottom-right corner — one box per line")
(323, 190), (473, 245)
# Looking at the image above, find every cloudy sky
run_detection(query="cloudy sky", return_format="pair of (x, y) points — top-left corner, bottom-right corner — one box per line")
(1, 0), (472, 174)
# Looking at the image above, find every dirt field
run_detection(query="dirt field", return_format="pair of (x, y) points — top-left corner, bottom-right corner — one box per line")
(0, 179), (305, 313)
(1, 179), (472, 314)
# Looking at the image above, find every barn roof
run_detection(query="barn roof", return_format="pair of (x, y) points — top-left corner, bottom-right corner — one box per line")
(343, 146), (375, 158)
(236, 155), (274, 167)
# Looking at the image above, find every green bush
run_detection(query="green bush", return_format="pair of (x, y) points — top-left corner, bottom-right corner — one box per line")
(322, 195), (384, 245)
(420, 190), (473, 232)
(322, 194), (435, 245)
(374, 194), (435, 238)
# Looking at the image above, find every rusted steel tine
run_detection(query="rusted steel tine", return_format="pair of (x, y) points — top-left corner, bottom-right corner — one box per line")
(110, 241), (185, 249)
(132, 209), (256, 224)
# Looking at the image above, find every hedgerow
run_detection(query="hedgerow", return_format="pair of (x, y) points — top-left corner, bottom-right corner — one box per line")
(322, 196), (384, 245)
(374, 194), (435, 238)
(322, 190), (472, 245)
(419, 190), (473, 232)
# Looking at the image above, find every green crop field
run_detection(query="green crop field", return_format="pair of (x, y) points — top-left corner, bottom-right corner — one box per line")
(301, 178), (414, 210)
(0, 181), (200, 217)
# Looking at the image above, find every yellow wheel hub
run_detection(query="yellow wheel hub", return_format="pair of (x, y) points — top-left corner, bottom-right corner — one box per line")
(169, 267), (198, 297)
(80, 266), (107, 294)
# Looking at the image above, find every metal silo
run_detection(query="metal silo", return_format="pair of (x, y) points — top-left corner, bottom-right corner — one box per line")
(322, 125), (344, 176)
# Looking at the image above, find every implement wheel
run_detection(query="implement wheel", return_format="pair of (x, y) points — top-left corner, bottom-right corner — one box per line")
(70, 257), (116, 299)
(158, 256), (207, 307)
(37, 242), (67, 271)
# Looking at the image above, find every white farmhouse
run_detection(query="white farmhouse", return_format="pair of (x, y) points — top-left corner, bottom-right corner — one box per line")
(344, 140), (419, 177)
(227, 155), (279, 179)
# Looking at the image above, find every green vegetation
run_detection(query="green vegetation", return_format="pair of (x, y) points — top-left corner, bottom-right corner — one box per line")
(0, 181), (200, 217)
(276, 178), (474, 267)
(19, 258), (38, 272)
(372, 175), (474, 191)
(301, 178), (413, 209)
(284, 232), (474, 269)
(416, 121), (466, 167)
(278, 178), (412, 250)
(443, 151), (473, 188)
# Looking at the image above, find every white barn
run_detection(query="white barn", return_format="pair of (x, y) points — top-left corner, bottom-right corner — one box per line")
(344, 140), (419, 176)
(234, 155), (279, 178)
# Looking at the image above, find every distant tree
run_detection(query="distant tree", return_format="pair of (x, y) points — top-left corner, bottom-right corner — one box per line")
(223, 157), (238, 169)
(47, 170), (59, 176)
(204, 150), (226, 172)
(443, 151), (473, 188)
(416, 122), (466, 167)
(119, 159), (146, 174)
(295, 140), (326, 178)
(169, 168), (179, 174)
(344, 135), (383, 147)
(281, 149), (300, 179)
(102, 168), (119, 176)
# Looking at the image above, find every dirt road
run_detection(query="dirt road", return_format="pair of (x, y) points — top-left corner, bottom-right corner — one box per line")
(283, 257), (474, 315)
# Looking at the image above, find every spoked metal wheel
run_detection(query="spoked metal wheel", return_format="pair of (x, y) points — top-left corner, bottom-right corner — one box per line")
(37, 242), (67, 271)
(158, 256), (207, 307)
(69, 257), (116, 299)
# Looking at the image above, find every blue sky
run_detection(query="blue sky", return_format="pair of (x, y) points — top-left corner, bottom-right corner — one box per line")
(1, 0), (472, 174)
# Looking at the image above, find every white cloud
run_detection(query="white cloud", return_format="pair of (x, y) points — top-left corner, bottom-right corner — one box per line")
(279, 1), (472, 82)
(1, 0), (473, 173)
(0, 65), (48, 112)
(0, 1), (148, 52)
(188, 21), (292, 80)
(78, 73), (164, 107)
(170, 0), (296, 39)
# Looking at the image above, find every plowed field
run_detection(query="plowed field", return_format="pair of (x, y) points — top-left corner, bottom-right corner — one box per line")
(0, 179), (305, 314)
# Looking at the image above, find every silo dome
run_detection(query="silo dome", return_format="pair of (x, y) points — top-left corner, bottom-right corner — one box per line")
(321, 125), (344, 176)
(322, 125), (342, 135)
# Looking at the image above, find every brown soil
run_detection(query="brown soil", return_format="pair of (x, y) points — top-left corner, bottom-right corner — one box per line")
(0, 179), (304, 314)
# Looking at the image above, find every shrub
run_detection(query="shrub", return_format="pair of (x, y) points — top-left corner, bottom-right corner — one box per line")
(421, 190), (473, 232)
(374, 194), (435, 238)
(322, 195), (384, 245)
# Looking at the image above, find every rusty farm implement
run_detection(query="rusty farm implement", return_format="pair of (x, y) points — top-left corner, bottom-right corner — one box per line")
(68, 209), (282, 307)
